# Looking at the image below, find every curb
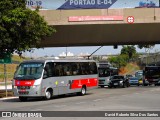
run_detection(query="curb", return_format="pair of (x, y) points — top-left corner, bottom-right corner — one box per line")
(0, 97), (18, 101)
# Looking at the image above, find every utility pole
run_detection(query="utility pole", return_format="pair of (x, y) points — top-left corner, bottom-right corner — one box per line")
(4, 63), (7, 97)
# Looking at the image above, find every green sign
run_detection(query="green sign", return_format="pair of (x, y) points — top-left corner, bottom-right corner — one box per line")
(0, 52), (12, 64)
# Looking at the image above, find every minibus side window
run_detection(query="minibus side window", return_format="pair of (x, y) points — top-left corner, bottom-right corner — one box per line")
(43, 62), (53, 79)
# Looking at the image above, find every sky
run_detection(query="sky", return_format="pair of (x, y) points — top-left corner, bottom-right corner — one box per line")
(23, 44), (160, 58)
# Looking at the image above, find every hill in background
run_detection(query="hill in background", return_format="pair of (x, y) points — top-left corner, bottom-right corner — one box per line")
(119, 62), (140, 75)
(0, 55), (30, 82)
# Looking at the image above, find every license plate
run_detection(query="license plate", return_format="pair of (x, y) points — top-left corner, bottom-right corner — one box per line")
(131, 81), (136, 83)
(99, 81), (104, 84)
(19, 89), (26, 92)
(114, 83), (118, 85)
(153, 79), (158, 81)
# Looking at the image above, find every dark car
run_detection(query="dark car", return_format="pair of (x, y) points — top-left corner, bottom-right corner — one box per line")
(108, 75), (129, 88)
(155, 79), (160, 86)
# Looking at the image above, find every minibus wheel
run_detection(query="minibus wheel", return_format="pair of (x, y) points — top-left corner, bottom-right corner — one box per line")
(45, 89), (52, 100)
(78, 86), (86, 96)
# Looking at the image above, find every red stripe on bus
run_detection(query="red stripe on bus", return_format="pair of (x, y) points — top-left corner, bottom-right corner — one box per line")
(15, 80), (35, 86)
(71, 78), (98, 89)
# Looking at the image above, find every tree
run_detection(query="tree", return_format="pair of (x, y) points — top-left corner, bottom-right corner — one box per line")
(0, 0), (55, 57)
(108, 54), (128, 68)
(137, 45), (155, 54)
(137, 45), (155, 49)
(121, 45), (137, 61)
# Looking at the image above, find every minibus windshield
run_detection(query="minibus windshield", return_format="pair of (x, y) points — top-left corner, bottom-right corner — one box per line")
(14, 63), (44, 80)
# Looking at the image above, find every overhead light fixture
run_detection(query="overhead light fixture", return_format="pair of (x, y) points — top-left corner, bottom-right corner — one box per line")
(113, 45), (118, 49)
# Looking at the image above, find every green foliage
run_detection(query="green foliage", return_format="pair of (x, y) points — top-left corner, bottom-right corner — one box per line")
(121, 45), (136, 60)
(0, 0), (55, 56)
(108, 54), (128, 68)
(108, 45), (139, 68)
(137, 45), (155, 49)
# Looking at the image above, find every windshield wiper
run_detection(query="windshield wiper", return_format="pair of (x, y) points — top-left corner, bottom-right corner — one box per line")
(14, 75), (37, 80)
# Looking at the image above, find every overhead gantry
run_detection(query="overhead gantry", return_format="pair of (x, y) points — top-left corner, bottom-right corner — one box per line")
(38, 8), (160, 47)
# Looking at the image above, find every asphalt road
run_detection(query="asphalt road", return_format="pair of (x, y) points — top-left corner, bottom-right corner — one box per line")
(0, 85), (160, 120)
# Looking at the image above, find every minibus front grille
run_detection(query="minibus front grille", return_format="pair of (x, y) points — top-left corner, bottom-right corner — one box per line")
(17, 86), (30, 89)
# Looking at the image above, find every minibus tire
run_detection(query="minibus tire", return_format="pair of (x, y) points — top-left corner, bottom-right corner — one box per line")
(19, 97), (28, 102)
(45, 89), (52, 100)
(78, 86), (86, 96)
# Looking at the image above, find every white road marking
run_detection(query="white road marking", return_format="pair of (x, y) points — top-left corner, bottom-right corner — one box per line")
(93, 99), (102, 102)
(121, 95), (128, 97)
(75, 102), (86, 104)
(109, 97), (116, 99)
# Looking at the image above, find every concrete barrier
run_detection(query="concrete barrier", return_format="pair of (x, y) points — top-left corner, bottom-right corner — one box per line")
(0, 85), (12, 91)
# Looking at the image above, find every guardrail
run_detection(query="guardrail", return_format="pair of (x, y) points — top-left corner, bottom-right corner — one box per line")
(0, 81), (12, 84)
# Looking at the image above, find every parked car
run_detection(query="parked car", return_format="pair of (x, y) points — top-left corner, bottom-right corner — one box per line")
(155, 79), (160, 86)
(138, 78), (143, 85)
(129, 77), (140, 86)
(108, 75), (129, 88)
(143, 79), (150, 86)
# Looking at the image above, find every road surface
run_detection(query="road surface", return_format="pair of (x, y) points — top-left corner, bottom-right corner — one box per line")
(0, 86), (160, 120)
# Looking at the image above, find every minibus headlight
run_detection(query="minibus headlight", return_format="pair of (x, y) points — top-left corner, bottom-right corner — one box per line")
(33, 85), (39, 88)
